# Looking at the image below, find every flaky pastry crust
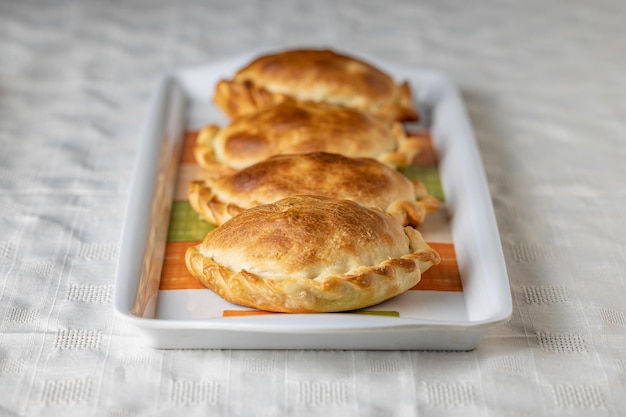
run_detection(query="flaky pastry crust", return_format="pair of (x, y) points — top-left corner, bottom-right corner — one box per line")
(188, 152), (440, 226)
(193, 100), (421, 173)
(185, 196), (440, 313)
(214, 49), (418, 122)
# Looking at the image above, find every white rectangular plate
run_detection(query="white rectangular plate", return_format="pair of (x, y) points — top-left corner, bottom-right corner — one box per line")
(113, 51), (511, 350)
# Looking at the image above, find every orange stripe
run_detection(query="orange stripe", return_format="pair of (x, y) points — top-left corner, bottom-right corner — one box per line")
(408, 131), (438, 166)
(222, 310), (278, 317)
(159, 241), (205, 290)
(183, 130), (438, 166)
(411, 242), (462, 291)
(222, 310), (401, 317)
(160, 242), (461, 292)
(180, 131), (199, 164)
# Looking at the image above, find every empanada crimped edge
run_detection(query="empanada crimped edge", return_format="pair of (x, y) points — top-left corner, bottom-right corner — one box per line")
(184, 197), (441, 313)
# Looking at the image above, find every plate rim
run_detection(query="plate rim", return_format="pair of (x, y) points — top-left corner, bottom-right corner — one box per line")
(113, 50), (512, 348)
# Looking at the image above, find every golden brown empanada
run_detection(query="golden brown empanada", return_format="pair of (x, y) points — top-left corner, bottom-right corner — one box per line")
(193, 100), (421, 173)
(214, 49), (418, 122)
(185, 196), (440, 313)
(188, 152), (440, 227)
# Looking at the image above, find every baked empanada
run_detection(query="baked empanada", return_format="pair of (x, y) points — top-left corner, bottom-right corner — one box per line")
(185, 196), (440, 313)
(214, 49), (418, 122)
(194, 100), (421, 173)
(188, 152), (440, 226)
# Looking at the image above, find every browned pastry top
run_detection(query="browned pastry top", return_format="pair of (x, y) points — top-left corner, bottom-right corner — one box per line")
(188, 152), (440, 226)
(185, 196), (440, 313)
(214, 49), (418, 121)
(194, 100), (421, 172)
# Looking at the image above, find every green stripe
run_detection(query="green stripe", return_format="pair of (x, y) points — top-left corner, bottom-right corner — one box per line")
(398, 165), (445, 202)
(166, 165), (444, 242)
(167, 201), (216, 242)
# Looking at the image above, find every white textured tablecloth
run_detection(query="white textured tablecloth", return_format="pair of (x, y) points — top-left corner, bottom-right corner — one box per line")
(2, 0), (626, 415)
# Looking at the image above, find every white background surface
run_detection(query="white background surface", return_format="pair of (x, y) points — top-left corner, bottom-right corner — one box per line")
(1, 0), (625, 415)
